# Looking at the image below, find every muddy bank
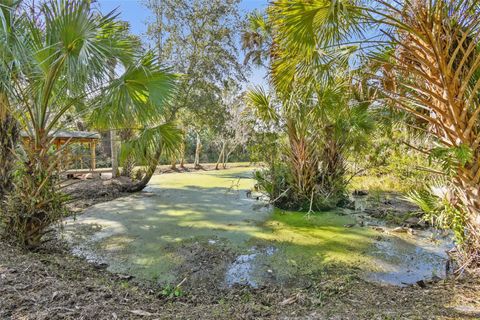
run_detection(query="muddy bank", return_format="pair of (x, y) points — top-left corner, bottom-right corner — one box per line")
(1, 241), (479, 319)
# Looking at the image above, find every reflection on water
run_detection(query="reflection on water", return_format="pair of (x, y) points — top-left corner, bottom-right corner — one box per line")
(367, 230), (452, 286)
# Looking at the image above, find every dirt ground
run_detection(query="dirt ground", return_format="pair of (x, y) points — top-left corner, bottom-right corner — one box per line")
(2, 165), (480, 319)
(1, 240), (480, 319)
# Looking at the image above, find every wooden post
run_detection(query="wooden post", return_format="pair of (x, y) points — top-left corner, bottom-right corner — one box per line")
(80, 142), (84, 169)
(90, 140), (96, 171)
(110, 129), (118, 177)
(55, 139), (61, 171)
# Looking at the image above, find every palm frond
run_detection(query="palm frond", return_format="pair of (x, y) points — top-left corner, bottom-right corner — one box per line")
(120, 122), (182, 163)
(245, 86), (279, 123)
(91, 53), (178, 129)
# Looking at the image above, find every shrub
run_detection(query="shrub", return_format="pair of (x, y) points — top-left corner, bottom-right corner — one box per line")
(0, 150), (68, 248)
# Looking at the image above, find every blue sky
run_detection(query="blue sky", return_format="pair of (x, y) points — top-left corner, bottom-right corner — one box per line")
(96, 0), (268, 86)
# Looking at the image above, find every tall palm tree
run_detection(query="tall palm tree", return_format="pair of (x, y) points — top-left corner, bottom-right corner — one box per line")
(0, 0), (180, 247)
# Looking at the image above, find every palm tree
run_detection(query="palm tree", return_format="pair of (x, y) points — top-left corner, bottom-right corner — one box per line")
(243, 3), (373, 210)
(247, 70), (373, 210)
(241, 11), (272, 67)
(269, 0), (480, 268)
(0, 0), (180, 247)
(0, 0), (21, 201)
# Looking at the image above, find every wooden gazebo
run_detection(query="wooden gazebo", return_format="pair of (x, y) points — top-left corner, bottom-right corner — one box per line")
(21, 130), (101, 171)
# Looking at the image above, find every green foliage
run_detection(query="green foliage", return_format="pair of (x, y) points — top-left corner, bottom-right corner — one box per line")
(1, 150), (69, 248)
(145, 0), (247, 167)
(120, 122), (183, 164)
(407, 186), (467, 244)
(242, 10), (271, 66)
(160, 284), (184, 298)
(254, 165), (290, 204)
(0, 0), (179, 246)
(246, 87), (279, 123)
(429, 144), (473, 175)
(270, 0), (480, 268)
(92, 54), (178, 129)
(145, 0), (244, 117)
(354, 146), (432, 194)
(246, 67), (374, 211)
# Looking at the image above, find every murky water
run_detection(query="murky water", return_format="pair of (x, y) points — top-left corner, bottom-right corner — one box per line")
(366, 230), (451, 286)
(63, 167), (453, 287)
(225, 246), (277, 288)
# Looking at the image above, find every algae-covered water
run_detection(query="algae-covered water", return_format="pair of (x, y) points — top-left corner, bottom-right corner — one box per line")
(63, 167), (449, 287)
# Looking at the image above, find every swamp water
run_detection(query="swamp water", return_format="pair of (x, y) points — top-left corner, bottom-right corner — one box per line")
(63, 167), (451, 288)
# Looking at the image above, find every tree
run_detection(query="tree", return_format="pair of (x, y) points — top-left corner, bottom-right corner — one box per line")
(214, 85), (253, 170)
(269, 0), (480, 269)
(241, 10), (272, 67)
(0, 0), (179, 247)
(243, 9), (373, 210)
(247, 72), (373, 210)
(0, 0), (20, 201)
(145, 0), (246, 168)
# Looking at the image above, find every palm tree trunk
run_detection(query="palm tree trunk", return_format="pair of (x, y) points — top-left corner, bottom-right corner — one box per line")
(121, 155), (136, 178)
(123, 147), (162, 193)
(318, 125), (345, 198)
(0, 93), (19, 202)
(286, 118), (319, 204)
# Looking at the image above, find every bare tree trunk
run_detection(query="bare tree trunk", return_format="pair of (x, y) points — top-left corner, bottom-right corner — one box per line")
(194, 132), (202, 169)
(215, 140), (225, 170)
(178, 141), (185, 168)
(224, 148), (233, 169)
(110, 129), (118, 178)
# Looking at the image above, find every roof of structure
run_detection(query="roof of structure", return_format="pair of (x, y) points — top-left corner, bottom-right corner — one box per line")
(20, 130), (101, 140)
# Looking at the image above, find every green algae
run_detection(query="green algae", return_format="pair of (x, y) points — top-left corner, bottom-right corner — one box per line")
(64, 168), (270, 281)
(63, 167), (447, 287)
(261, 210), (374, 261)
(250, 210), (377, 279)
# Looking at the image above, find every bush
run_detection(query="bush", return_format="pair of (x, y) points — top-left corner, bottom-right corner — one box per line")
(0, 151), (68, 248)
(253, 162), (345, 212)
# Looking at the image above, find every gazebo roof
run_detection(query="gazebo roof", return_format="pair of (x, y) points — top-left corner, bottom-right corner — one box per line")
(21, 130), (101, 141)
